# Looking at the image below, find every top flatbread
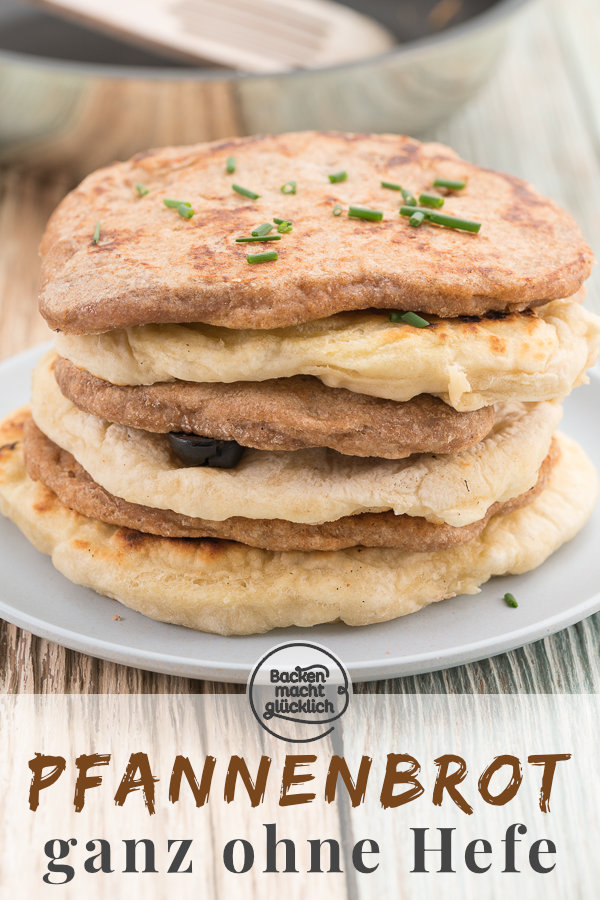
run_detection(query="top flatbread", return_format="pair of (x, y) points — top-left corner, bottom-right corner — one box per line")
(39, 132), (594, 333)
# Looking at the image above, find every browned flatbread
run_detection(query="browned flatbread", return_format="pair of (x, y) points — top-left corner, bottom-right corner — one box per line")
(39, 132), (593, 334)
(54, 356), (495, 458)
(23, 417), (557, 552)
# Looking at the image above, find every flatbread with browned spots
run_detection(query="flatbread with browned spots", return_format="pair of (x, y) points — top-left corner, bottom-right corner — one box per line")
(39, 132), (594, 334)
(55, 295), (600, 411)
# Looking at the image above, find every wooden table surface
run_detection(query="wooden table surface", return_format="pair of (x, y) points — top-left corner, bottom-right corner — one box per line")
(0, 0), (598, 695)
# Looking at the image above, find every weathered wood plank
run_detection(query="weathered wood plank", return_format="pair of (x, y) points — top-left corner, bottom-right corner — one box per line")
(431, 0), (600, 311)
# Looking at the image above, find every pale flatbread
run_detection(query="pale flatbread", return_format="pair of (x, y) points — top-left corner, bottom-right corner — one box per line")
(0, 410), (595, 635)
(32, 352), (561, 526)
(24, 418), (557, 552)
(55, 295), (600, 411)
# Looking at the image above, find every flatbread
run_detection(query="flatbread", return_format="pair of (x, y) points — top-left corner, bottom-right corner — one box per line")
(38, 132), (594, 334)
(0, 410), (595, 634)
(24, 418), (556, 551)
(32, 352), (562, 526)
(54, 357), (495, 459)
(55, 295), (600, 411)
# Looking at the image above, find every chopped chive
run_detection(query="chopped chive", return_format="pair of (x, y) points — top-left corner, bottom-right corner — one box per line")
(281, 181), (297, 195)
(504, 592), (518, 608)
(277, 222), (293, 233)
(226, 156), (236, 174)
(246, 250), (278, 263)
(389, 311), (430, 328)
(92, 220), (101, 244)
(348, 206), (383, 222)
(409, 211), (425, 227)
(164, 199), (194, 218)
(399, 206), (481, 233)
(434, 177), (467, 191)
(381, 181), (403, 191)
(401, 188), (417, 206)
(419, 192), (445, 209)
(233, 184), (260, 200)
(422, 210), (481, 233)
(328, 171), (347, 183)
(163, 198), (192, 209)
(235, 235), (282, 242)
(251, 222), (274, 237)
(135, 183), (149, 197)
(333, 204), (343, 216)
(273, 217), (292, 225)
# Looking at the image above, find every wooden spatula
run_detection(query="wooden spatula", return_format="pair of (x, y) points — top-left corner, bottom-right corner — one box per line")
(29, 0), (397, 72)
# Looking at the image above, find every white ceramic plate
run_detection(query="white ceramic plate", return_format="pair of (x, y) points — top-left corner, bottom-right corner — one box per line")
(1, 344), (599, 683)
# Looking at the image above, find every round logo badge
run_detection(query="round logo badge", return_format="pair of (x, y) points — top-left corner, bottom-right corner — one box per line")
(247, 642), (351, 743)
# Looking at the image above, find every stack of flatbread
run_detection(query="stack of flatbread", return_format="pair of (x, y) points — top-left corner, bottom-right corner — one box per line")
(1, 132), (599, 634)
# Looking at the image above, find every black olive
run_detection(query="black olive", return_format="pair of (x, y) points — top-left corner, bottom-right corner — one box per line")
(167, 433), (245, 468)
